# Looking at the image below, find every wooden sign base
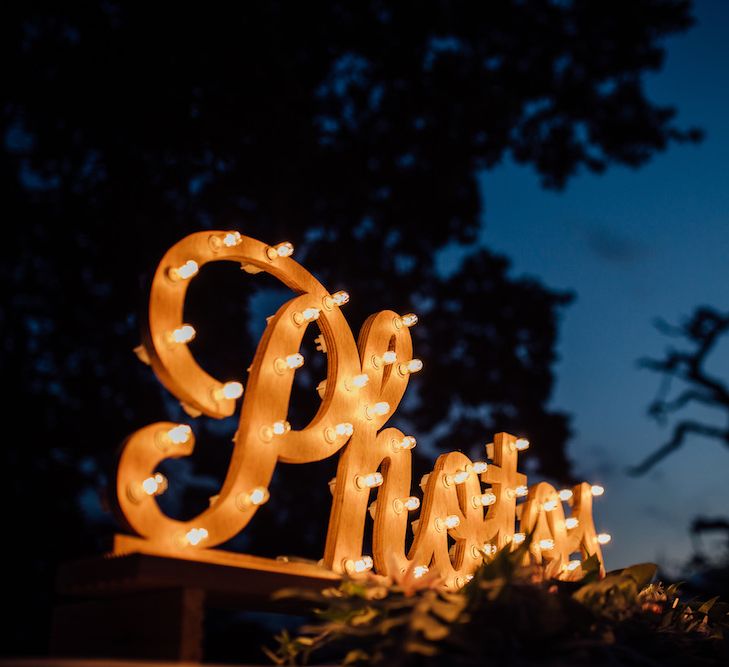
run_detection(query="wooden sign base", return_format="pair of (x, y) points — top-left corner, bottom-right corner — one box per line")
(52, 548), (338, 662)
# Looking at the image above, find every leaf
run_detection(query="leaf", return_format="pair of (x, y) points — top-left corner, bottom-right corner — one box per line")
(580, 553), (602, 583)
(350, 606), (380, 627)
(411, 611), (450, 640)
(620, 563), (658, 589)
(405, 640), (438, 656)
(698, 596), (719, 615)
(343, 649), (370, 664)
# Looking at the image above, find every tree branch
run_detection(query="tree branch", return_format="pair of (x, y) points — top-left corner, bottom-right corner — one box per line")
(627, 421), (728, 476)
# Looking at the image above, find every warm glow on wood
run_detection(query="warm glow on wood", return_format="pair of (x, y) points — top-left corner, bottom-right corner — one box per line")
(113, 230), (608, 588)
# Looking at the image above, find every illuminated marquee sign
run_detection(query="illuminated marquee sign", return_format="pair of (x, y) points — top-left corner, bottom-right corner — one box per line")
(114, 231), (610, 589)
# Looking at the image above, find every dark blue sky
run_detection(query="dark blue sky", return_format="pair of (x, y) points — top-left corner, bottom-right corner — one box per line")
(454, 0), (729, 571)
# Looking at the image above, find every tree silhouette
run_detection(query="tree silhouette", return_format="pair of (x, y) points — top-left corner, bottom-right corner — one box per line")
(631, 307), (729, 598)
(630, 307), (729, 475)
(1, 0), (699, 656)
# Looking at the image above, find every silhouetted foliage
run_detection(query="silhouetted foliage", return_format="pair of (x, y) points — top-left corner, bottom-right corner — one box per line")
(633, 306), (729, 600)
(1, 0), (699, 657)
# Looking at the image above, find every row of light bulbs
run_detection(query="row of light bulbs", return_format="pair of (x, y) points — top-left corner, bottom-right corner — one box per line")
(145, 421), (611, 557)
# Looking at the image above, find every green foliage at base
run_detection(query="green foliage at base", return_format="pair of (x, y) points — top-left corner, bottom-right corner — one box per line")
(266, 544), (729, 666)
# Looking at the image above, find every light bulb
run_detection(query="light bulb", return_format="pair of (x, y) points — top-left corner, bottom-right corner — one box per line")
(209, 231), (242, 250)
(538, 538), (555, 550)
(474, 492), (497, 508)
(335, 422), (354, 436)
(515, 485), (529, 497)
(344, 556), (373, 574)
(543, 500), (558, 512)
(514, 438), (530, 451)
(398, 358), (423, 376)
(392, 435), (416, 451)
(293, 307), (320, 325)
(365, 401), (390, 419)
(597, 533), (612, 545)
(272, 420), (291, 435)
(435, 515), (460, 531)
(214, 381), (244, 400)
(168, 259), (199, 281)
(513, 532), (526, 545)
(185, 527), (208, 546)
(266, 241), (294, 259)
(332, 290), (349, 306)
(345, 373), (370, 390)
(591, 485), (605, 497)
(413, 565), (429, 579)
(472, 461), (488, 473)
(141, 472), (167, 496)
(237, 486), (270, 509)
(355, 472), (383, 490)
(165, 424), (192, 445)
(167, 324), (196, 345)
(393, 496), (420, 513)
(222, 231), (242, 247)
(275, 353), (305, 373)
(565, 560), (581, 571)
(400, 313), (418, 327)
(373, 350), (397, 367)
(559, 489), (573, 501)
(482, 543), (497, 556)
(565, 517), (579, 530)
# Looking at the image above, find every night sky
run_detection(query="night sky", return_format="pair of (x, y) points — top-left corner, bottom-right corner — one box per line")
(444, 0), (728, 571)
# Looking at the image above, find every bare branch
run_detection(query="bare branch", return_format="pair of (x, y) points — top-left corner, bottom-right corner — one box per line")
(627, 421), (728, 476)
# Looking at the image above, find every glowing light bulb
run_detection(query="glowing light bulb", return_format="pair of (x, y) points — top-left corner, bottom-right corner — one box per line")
(214, 381), (244, 400)
(559, 489), (574, 501)
(393, 496), (420, 513)
(223, 231), (242, 247)
(543, 500), (558, 512)
(335, 422), (354, 436)
(237, 486), (270, 509)
(332, 290), (349, 306)
(293, 307), (320, 325)
(513, 532), (526, 545)
(167, 324), (196, 345)
(365, 401), (390, 419)
(472, 461), (488, 474)
(597, 533), (612, 545)
(392, 435), (416, 451)
(514, 438), (530, 451)
(275, 353), (305, 373)
(474, 492), (497, 508)
(565, 517), (579, 530)
(413, 565), (429, 579)
(168, 259), (199, 281)
(165, 424), (192, 445)
(399, 358), (423, 376)
(401, 313), (418, 327)
(515, 485), (529, 497)
(373, 350), (397, 367)
(565, 560), (581, 571)
(482, 543), (497, 556)
(266, 241), (294, 259)
(591, 485), (605, 497)
(141, 473), (167, 496)
(272, 420), (291, 435)
(355, 472), (384, 490)
(435, 515), (460, 531)
(345, 373), (370, 390)
(185, 527), (208, 546)
(344, 555), (373, 574)
(538, 538), (555, 550)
